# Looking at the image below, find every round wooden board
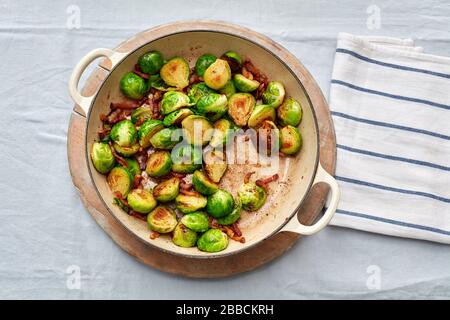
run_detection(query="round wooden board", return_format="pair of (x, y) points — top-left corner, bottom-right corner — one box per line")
(68, 22), (336, 278)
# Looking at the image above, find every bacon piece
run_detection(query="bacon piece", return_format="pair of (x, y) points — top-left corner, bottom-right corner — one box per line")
(179, 189), (201, 197)
(150, 231), (160, 240)
(243, 60), (268, 84)
(255, 173), (279, 193)
(230, 223), (242, 237)
(134, 117), (146, 127)
(98, 127), (111, 140)
(222, 226), (235, 238)
(132, 175), (142, 189)
(244, 171), (255, 184)
(108, 141), (128, 167)
(129, 210), (147, 221)
(180, 181), (193, 190)
(110, 101), (139, 110)
(208, 217), (220, 229)
(114, 192), (129, 207)
(232, 236), (246, 243)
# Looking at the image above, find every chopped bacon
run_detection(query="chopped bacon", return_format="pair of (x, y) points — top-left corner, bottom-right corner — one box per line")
(256, 173), (279, 193)
(98, 127), (111, 140)
(132, 175), (142, 189)
(244, 171), (255, 184)
(189, 73), (202, 85)
(230, 222), (242, 237)
(150, 231), (160, 240)
(108, 141), (128, 167)
(136, 152), (148, 171)
(243, 59), (268, 84)
(133, 70), (149, 79)
(208, 217), (220, 229)
(170, 172), (187, 179)
(129, 210), (147, 221)
(241, 66), (253, 80)
(232, 236), (246, 243)
(179, 189), (201, 197)
(110, 101), (139, 110)
(221, 55), (240, 73)
(222, 226), (235, 238)
(255, 80), (268, 100)
(114, 192), (129, 207)
(180, 181), (193, 190)
(151, 101), (162, 120)
(135, 117), (146, 127)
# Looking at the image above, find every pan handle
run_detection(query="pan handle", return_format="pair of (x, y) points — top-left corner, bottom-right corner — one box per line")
(68, 48), (127, 116)
(280, 163), (340, 235)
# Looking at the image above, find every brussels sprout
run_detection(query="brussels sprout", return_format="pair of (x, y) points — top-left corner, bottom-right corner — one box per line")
(227, 93), (256, 127)
(110, 120), (137, 147)
(247, 104), (276, 129)
(127, 189), (157, 214)
(172, 223), (198, 247)
(238, 182), (267, 211)
(160, 91), (193, 115)
(181, 115), (213, 146)
(175, 193), (208, 213)
(145, 150), (172, 177)
(160, 57), (190, 89)
(107, 166), (133, 197)
(180, 212), (209, 232)
(218, 197), (242, 225)
(219, 80), (236, 99)
(256, 120), (280, 156)
(209, 118), (234, 148)
(195, 93), (228, 121)
(163, 108), (194, 127)
(277, 98), (303, 127)
(150, 127), (182, 149)
(195, 54), (217, 77)
(147, 206), (177, 233)
(153, 177), (180, 202)
(262, 81), (285, 108)
(120, 72), (147, 100)
(206, 189), (234, 218)
(279, 125), (302, 155)
(125, 158), (141, 177)
(148, 74), (177, 91)
(113, 142), (140, 157)
(221, 51), (242, 73)
(233, 74), (260, 92)
(91, 142), (115, 174)
(138, 51), (164, 74)
(131, 104), (153, 124)
(204, 149), (227, 183)
(192, 170), (219, 195)
(171, 144), (203, 173)
(138, 119), (164, 148)
(197, 229), (229, 253)
(187, 82), (216, 104)
(204, 59), (231, 90)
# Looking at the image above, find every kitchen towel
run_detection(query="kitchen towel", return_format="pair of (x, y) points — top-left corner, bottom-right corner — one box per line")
(328, 33), (450, 244)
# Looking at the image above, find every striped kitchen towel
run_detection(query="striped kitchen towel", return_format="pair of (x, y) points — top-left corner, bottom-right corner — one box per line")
(328, 33), (450, 244)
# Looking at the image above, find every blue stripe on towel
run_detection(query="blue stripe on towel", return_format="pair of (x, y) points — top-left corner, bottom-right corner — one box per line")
(336, 209), (450, 236)
(336, 48), (450, 79)
(331, 79), (450, 111)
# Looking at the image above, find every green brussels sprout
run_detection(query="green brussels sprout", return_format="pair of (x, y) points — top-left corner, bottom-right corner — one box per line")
(218, 80), (236, 99)
(238, 182), (267, 211)
(145, 150), (172, 177)
(256, 120), (280, 156)
(218, 197), (242, 225)
(138, 51), (164, 74)
(280, 125), (302, 155)
(197, 229), (229, 253)
(153, 177), (180, 202)
(187, 82), (217, 104)
(120, 72), (148, 100)
(127, 189), (157, 214)
(138, 119), (164, 148)
(262, 81), (285, 108)
(125, 158), (141, 178)
(227, 93), (256, 127)
(131, 104), (153, 124)
(192, 170), (219, 195)
(181, 115), (213, 146)
(209, 118), (235, 148)
(110, 120), (137, 147)
(91, 142), (115, 174)
(150, 127), (182, 149)
(163, 108), (194, 127)
(204, 59), (231, 90)
(180, 212), (209, 232)
(277, 98), (303, 127)
(160, 57), (190, 89)
(247, 104), (276, 129)
(113, 142), (140, 157)
(195, 93), (228, 121)
(172, 223), (198, 247)
(206, 189), (234, 218)
(107, 166), (133, 197)
(233, 74), (260, 92)
(148, 74), (177, 91)
(221, 51), (242, 73)
(171, 144), (202, 173)
(195, 54), (217, 77)
(175, 193), (208, 213)
(160, 91), (193, 115)
(147, 206), (177, 233)
(204, 149), (227, 183)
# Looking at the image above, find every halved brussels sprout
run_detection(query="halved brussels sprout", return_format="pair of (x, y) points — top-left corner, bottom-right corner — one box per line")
(209, 118), (234, 148)
(195, 93), (228, 121)
(279, 125), (302, 155)
(138, 51), (164, 74)
(125, 158), (141, 178)
(172, 223), (198, 247)
(120, 72), (148, 100)
(204, 59), (231, 90)
(147, 206), (177, 233)
(206, 189), (234, 218)
(203, 149), (227, 183)
(107, 166), (133, 197)
(247, 104), (276, 129)
(277, 98), (303, 127)
(227, 93), (256, 127)
(160, 91), (193, 115)
(113, 142), (140, 157)
(163, 108), (193, 127)
(110, 120), (137, 147)
(171, 144), (202, 173)
(153, 177), (180, 202)
(180, 212), (209, 232)
(195, 54), (217, 77)
(91, 142), (115, 174)
(221, 51), (242, 73)
(175, 193), (208, 213)
(219, 80), (236, 99)
(127, 189), (157, 214)
(150, 127), (182, 149)
(131, 104), (153, 124)
(218, 197), (242, 225)
(238, 182), (267, 211)
(233, 74), (260, 92)
(256, 120), (280, 156)
(197, 229), (229, 253)
(138, 119), (164, 148)
(192, 170), (219, 195)
(145, 150), (172, 177)
(160, 57), (190, 89)
(187, 82), (216, 104)
(262, 81), (285, 108)
(181, 115), (213, 146)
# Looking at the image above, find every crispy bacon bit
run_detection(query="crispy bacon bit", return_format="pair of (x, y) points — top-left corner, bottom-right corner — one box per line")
(221, 55), (240, 73)
(136, 152), (148, 170)
(98, 127), (111, 140)
(114, 192), (129, 207)
(255, 173), (279, 193)
(258, 173), (279, 184)
(150, 231), (160, 240)
(180, 181), (193, 190)
(110, 101), (139, 110)
(241, 66), (253, 80)
(129, 210), (147, 221)
(170, 172), (187, 179)
(135, 117), (146, 127)
(244, 171), (255, 184)
(222, 226), (235, 238)
(108, 141), (128, 167)
(151, 101), (162, 120)
(230, 223), (242, 237)
(243, 59), (268, 84)
(189, 73), (202, 85)
(100, 114), (109, 122)
(232, 236), (246, 243)
(133, 175), (142, 189)
(255, 80), (268, 100)
(133, 70), (149, 79)
(179, 189), (201, 197)
(208, 217), (220, 229)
